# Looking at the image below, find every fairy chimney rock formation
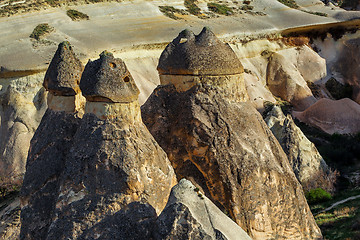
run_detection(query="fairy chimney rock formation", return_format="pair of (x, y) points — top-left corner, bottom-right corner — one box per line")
(20, 42), (83, 239)
(158, 27), (248, 102)
(46, 52), (176, 239)
(142, 29), (322, 239)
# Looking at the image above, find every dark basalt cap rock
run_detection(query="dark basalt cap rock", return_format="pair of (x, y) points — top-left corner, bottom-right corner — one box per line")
(157, 27), (244, 76)
(80, 51), (140, 103)
(44, 41), (83, 96)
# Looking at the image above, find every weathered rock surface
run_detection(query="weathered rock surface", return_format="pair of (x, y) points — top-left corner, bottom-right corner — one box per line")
(20, 42), (84, 240)
(265, 106), (329, 187)
(0, 197), (21, 240)
(154, 179), (252, 240)
(335, 37), (360, 104)
(143, 29), (321, 239)
(158, 27), (244, 76)
(0, 72), (47, 183)
(293, 98), (360, 135)
(80, 51), (140, 103)
(46, 53), (176, 239)
(43, 41), (83, 96)
(142, 84), (322, 239)
(266, 52), (317, 111)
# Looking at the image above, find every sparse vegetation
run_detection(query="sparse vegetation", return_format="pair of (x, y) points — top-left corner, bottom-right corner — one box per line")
(0, 172), (22, 200)
(241, 5), (254, 10)
(301, 10), (328, 17)
(66, 9), (89, 21)
(325, 77), (353, 100)
(159, 6), (187, 20)
(29, 23), (54, 40)
(184, 0), (201, 16)
(277, 0), (299, 9)
(306, 81), (322, 98)
(207, 2), (233, 15)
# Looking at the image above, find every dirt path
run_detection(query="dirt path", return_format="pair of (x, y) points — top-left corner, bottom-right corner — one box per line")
(318, 194), (360, 214)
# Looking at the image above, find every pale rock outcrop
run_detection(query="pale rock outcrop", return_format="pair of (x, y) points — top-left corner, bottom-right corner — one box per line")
(154, 179), (251, 240)
(47, 51), (176, 239)
(267, 52), (317, 111)
(0, 72), (47, 182)
(265, 106), (329, 186)
(142, 28), (322, 240)
(20, 41), (85, 240)
(293, 98), (360, 135)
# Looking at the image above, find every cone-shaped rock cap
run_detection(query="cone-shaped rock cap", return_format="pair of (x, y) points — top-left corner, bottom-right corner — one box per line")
(158, 27), (244, 76)
(80, 51), (140, 103)
(44, 41), (83, 96)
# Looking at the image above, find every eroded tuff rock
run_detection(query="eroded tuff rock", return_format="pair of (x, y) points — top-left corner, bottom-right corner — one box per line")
(20, 42), (84, 240)
(154, 179), (251, 240)
(158, 27), (248, 103)
(142, 29), (322, 240)
(43, 41), (83, 96)
(293, 98), (360, 135)
(266, 52), (317, 111)
(80, 51), (140, 103)
(46, 52), (176, 239)
(265, 106), (329, 188)
(0, 72), (47, 183)
(335, 38), (360, 104)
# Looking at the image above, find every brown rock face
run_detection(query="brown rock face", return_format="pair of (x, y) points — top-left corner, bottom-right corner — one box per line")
(142, 29), (321, 239)
(43, 41), (83, 96)
(80, 51), (140, 103)
(293, 98), (360, 135)
(19, 42), (84, 240)
(157, 27), (244, 76)
(266, 52), (316, 111)
(46, 54), (176, 239)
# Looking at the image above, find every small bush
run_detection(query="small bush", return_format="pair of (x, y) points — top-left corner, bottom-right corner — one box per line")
(325, 77), (353, 100)
(159, 6), (187, 19)
(277, 0), (299, 9)
(184, 0), (201, 15)
(301, 10), (328, 17)
(207, 2), (233, 15)
(0, 172), (23, 200)
(66, 9), (89, 21)
(241, 5), (254, 10)
(306, 188), (332, 204)
(30, 23), (54, 40)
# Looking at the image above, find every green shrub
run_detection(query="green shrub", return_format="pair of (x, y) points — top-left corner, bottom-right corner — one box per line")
(159, 6), (187, 19)
(207, 2), (233, 15)
(277, 0), (299, 9)
(184, 0), (201, 15)
(325, 77), (353, 100)
(66, 9), (89, 21)
(301, 10), (328, 17)
(29, 23), (54, 40)
(306, 188), (332, 204)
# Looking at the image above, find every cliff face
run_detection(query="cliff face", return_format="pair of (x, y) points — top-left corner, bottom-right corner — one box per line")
(142, 28), (322, 240)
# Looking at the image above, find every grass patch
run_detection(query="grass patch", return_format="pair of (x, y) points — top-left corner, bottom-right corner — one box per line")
(159, 6), (187, 19)
(207, 2), (233, 15)
(306, 188), (332, 204)
(66, 9), (89, 21)
(301, 10), (328, 17)
(277, 0), (299, 9)
(184, 0), (201, 16)
(29, 23), (54, 40)
(308, 189), (360, 239)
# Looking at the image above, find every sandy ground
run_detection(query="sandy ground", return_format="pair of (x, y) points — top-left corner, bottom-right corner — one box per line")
(1, 0), (360, 72)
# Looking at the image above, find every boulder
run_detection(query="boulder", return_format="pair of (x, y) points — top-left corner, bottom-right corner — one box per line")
(265, 106), (329, 188)
(154, 179), (252, 240)
(266, 52), (317, 111)
(293, 98), (360, 135)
